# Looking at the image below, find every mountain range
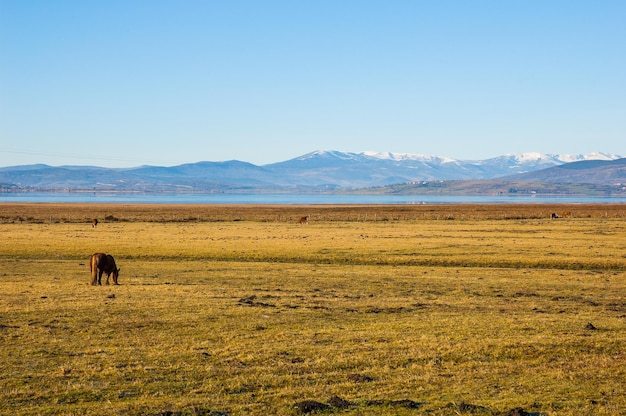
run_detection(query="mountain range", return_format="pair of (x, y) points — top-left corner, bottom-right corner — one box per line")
(1, 150), (625, 194)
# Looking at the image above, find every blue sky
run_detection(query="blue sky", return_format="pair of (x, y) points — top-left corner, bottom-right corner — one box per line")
(1, 1), (624, 167)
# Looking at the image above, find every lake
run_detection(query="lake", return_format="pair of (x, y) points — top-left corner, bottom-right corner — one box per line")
(2, 192), (626, 204)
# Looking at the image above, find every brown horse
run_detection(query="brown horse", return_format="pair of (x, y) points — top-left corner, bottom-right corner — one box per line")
(298, 215), (309, 224)
(90, 253), (120, 285)
(561, 211), (571, 218)
(92, 218), (98, 228)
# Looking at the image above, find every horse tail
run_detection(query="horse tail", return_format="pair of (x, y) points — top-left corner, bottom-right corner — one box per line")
(90, 253), (101, 285)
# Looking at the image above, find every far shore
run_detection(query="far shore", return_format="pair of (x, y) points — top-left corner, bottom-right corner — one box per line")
(1, 202), (625, 224)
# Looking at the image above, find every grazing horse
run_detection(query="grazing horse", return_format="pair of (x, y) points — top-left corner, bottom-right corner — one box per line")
(90, 253), (120, 285)
(298, 215), (309, 224)
(560, 211), (571, 218)
(551, 212), (558, 219)
(92, 218), (98, 228)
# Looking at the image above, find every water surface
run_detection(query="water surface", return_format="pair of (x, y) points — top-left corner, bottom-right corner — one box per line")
(2, 192), (625, 204)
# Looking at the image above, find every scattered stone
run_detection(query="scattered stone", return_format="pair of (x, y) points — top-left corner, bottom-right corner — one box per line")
(294, 400), (329, 413)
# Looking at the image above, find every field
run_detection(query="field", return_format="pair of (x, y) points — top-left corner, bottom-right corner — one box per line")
(1, 203), (625, 415)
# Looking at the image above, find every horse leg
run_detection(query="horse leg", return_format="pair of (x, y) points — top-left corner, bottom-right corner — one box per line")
(98, 270), (103, 285)
(105, 273), (110, 285)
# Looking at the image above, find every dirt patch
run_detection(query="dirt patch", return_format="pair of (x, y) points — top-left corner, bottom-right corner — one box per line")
(237, 295), (275, 308)
(327, 395), (353, 409)
(150, 410), (228, 416)
(293, 400), (329, 413)
(295, 396), (422, 413)
(365, 306), (414, 314)
(506, 408), (546, 416)
(365, 399), (423, 409)
(444, 402), (491, 413)
(347, 373), (374, 383)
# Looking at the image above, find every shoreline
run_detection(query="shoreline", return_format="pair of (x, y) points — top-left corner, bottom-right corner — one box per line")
(1, 202), (625, 223)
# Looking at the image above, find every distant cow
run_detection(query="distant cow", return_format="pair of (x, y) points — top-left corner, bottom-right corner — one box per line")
(90, 253), (120, 285)
(561, 210), (571, 218)
(551, 212), (558, 219)
(92, 218), (98, 228)
(298, 215), (309, 224)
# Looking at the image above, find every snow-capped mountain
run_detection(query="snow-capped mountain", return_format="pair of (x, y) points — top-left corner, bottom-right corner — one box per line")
(288, 150), (619, 168)
(479, 151), (619, 168)
(266, 151), (623, 186)
(470, 152), (620, 177)
(0, 150), (623, 192)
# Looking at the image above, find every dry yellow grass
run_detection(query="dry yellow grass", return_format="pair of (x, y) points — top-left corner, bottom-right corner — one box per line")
(0, 203), (625, 415)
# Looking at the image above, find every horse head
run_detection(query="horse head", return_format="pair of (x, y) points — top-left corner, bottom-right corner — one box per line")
(112, 267), (120, 284)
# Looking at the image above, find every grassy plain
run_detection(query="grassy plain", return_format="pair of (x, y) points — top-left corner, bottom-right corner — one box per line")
(0, 203), (625, 415)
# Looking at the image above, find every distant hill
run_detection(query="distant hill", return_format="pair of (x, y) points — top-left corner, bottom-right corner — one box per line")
(505, 158), (626, 184)
(357, 158), (626, 197)
(0, 150), (623, 194)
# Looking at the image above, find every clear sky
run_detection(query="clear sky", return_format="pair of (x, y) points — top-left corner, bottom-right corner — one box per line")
(1, 1), (624, 168)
